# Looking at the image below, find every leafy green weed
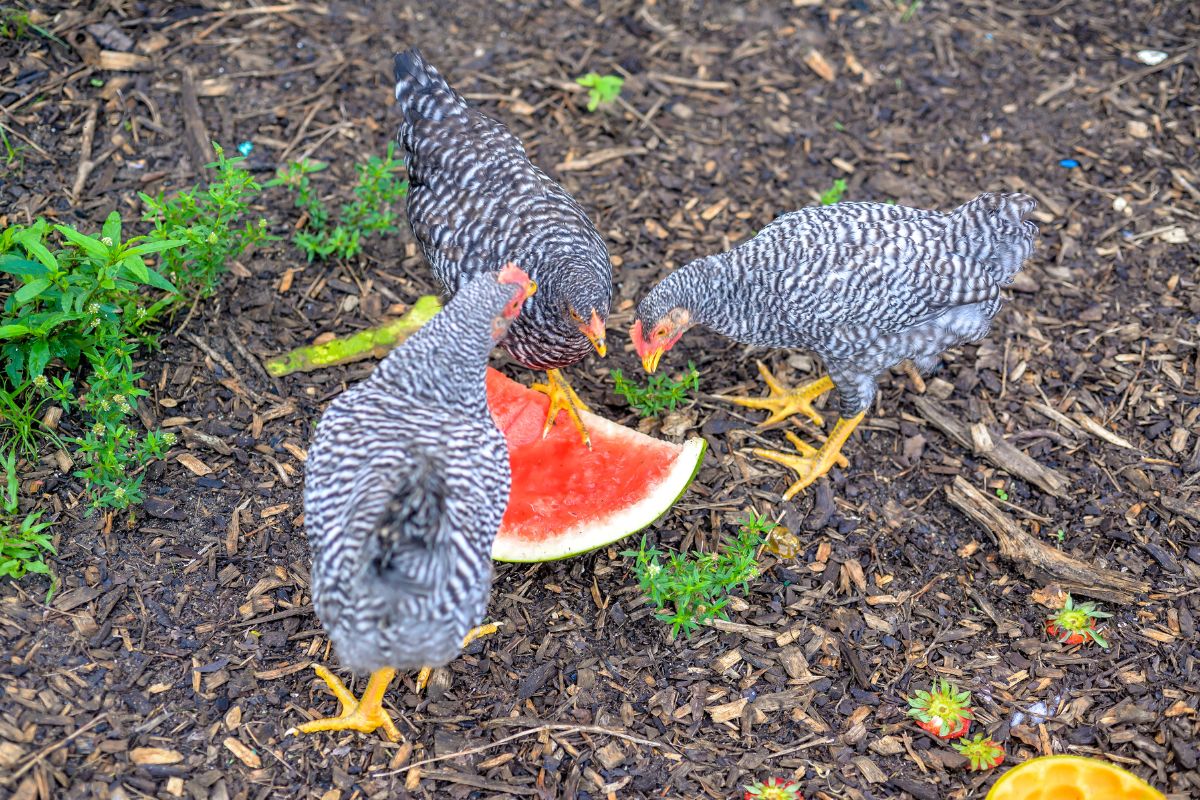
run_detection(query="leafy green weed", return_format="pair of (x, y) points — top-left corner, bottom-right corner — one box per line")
(819, 178), (847, 205)
(575, 73), (624, 112)
(268, 143), (408, 261)
(622, 512), (774, 639)
(611, 361), (699, 418)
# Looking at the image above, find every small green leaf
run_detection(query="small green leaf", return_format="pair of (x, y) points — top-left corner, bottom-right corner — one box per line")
(0, 254), (50, 277)
(0, 324), (32, 339)
(101, 210), (122, 243)
(13, 278), (50, 305)
(54, 225), (110, 259)
(122, 238), (187, 258)
(27, 339), (50, 377)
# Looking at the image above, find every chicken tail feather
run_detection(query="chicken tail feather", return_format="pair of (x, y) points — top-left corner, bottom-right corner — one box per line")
(369, 454), (449, 594)
(393, 47), (467, 126)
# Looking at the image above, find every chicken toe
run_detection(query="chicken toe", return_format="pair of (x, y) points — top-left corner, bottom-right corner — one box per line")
(414, 622), (502, 693)
(531, 368), (592, 448)
(753, 413), (864, 499)
(291, 665), (402, 742)
(723, 361), (834, 427)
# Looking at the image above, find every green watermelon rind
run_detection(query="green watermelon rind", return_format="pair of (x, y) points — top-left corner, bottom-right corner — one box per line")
(491, 436), (707, 563)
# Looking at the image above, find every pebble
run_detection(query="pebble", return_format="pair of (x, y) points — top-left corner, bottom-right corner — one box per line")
(1135, 49), (1168, 66)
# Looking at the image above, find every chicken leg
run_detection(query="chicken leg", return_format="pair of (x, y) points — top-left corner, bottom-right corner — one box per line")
(722, 361), (834, 427)
(292, 665), (403, 741)
(531, 368), (592, 448)
(753, 413), (864, 500)
(293, 623), (501, 741)
(414, 622), (501, 692)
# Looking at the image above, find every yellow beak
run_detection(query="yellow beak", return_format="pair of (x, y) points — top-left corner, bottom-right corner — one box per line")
(582, 310), (607, 358)
(641, 347), (664, 374)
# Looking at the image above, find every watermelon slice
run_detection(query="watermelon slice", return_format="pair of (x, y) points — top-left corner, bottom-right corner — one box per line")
(486, 368), (706, 562)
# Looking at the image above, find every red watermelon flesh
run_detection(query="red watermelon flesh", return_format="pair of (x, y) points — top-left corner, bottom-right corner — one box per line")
(486, 368), (706, 562)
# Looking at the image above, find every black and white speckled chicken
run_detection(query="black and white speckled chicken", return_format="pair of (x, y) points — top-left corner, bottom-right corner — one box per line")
(294, 265), (536, 740)
(393, 48), (612, 447)
(632, 193), (1038, 499)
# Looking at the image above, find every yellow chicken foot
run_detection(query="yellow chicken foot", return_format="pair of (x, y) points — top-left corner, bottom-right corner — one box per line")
(290, 665), (402, 742)
(753, 413), (865, 500)
(414, 622), (502, 693)
(531, 368), (592, 448)
(722, 361), (835, 427)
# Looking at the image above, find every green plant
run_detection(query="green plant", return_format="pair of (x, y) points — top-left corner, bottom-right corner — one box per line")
(611, 360), (699, 418)
(900, 0), (923, 23)
(575, 72), (624, 112)
(995, 487), (1009, 501)
(0, 125), (25, 172)
(268, 143), (408, 261)
(622, 512), (771, 639)
(0, 212), (184, 508)
(0, 448), (55, 597)
(1046, 594), (1111, 647)
(140, 143), (271, 293)
(818, 178), (847, 206)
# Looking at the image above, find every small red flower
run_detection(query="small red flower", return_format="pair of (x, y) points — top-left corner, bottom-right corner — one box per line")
(906, 679), (975, 740)
(743, 777), (802, 800)
(1046, 594), (1111, 648)
(952, 733), (1005, 771)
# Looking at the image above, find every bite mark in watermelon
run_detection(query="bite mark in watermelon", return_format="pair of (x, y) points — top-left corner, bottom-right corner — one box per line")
(486, 368), (706, 562)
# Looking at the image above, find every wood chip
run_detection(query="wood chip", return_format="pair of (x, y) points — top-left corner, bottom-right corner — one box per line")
(175, 452), (212, 476)
(222, 737), (262, 769)
(98, 51), (153, 71)
(803, 49), (836, 82)
(130, 747), (184, 765)
(1074, 413), (1137, 450)
(556, 146), (648, 172)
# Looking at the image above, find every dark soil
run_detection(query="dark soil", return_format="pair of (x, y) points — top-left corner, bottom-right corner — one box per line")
(2, 2), (1199, 799)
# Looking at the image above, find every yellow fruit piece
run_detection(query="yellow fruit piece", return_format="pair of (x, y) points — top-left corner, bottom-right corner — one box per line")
(987, 755), (1165, 800)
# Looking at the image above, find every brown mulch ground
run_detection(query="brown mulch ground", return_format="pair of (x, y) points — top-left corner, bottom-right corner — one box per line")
(2, 1), (1199, 799)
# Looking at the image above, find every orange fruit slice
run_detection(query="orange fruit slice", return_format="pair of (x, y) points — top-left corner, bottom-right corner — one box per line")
(987, 755), (1165, 800)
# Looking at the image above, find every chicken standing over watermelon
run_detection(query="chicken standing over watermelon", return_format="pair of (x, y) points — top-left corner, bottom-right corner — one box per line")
(632, 193), (1038, 499)
(294, 265), (536, 740)
(394, 48), (612, 447)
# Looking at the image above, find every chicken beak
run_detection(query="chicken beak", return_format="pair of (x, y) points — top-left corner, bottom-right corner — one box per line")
(641, 347), (664, 374)
(582, 310), (607, 358)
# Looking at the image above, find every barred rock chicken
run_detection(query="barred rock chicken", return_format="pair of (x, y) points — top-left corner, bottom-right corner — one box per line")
(295, 265), (536, 740)
(394, 48), (612, 447)
(633, 193), (1038, 499)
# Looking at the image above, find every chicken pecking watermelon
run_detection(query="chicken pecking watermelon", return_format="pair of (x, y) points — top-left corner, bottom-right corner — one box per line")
(268, 298), (706, 562)
(486, 368), (706, 562)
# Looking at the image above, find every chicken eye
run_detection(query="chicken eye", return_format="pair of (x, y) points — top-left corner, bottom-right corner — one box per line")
(568, 307), (583, 322)
(653, 325), (669, 342)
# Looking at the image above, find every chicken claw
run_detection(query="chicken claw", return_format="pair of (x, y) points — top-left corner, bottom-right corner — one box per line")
(531, 368), (592, 449)
(290, 665), (402, 742)
(753, 413), (865, 500)
(722, 361), (834, 427)
(414, 622), (502, 693)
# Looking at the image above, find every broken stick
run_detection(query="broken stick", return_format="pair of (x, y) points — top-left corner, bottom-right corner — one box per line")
(914, 396), (1070, 498)
(946, 476), (1149, 604)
